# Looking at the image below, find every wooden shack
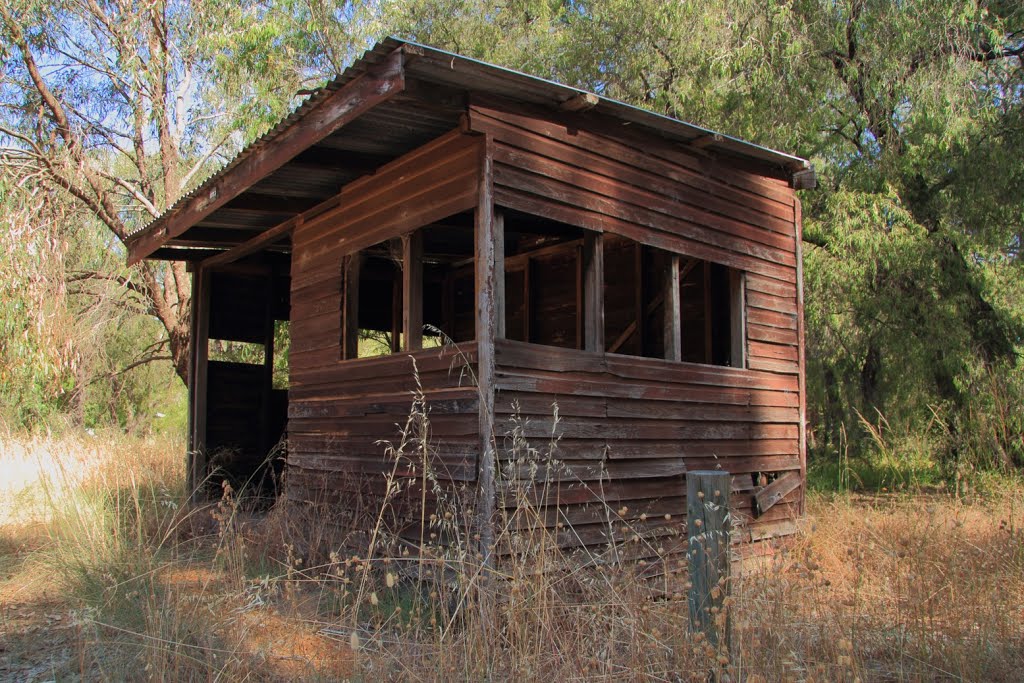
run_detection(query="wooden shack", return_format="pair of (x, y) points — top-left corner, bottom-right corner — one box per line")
(127, 39), (814, 559)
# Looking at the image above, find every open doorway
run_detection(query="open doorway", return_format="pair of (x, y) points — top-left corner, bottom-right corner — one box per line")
(192, 259), (290, 502)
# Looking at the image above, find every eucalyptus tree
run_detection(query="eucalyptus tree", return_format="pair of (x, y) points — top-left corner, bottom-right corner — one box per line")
(385, 0), (1024, 466)
(0, 0), (314, 382)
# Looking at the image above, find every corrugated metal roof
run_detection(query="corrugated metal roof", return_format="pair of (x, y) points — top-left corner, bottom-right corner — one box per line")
(130, 37), (811, 249)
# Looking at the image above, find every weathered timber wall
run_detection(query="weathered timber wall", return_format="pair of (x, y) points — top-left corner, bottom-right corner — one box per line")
(286, 130), (484, 515)
(471, 98), (804, 555)
(467, 100), (802, 379)
(493, 340), (801, 556)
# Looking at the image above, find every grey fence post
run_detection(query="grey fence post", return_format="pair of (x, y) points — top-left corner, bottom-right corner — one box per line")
(687, 470), (732, 653)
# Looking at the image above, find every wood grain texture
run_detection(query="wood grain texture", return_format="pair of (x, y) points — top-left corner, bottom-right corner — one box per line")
(687, 471), (732, 650)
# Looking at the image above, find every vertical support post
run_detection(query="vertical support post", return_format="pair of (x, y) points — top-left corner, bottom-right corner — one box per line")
(664, 254), (682, 361)
(475, 136), (497, 563)
(494, 212), (506, 340)
(687, 470), (732, 653)
(583, 231), (605, 352)
(188, 266), (211, 502)
(390, 264), (402, 353)
(794, 198), (807, 515)
(402, 230), (423, 351)
(342, 253), (361, 360)
(634, 243), (644, 354)
(259, 271), (276, 458)
(703, 261), (713, 364)
(729, 270), (746, 369)
(522, 257), (531, 343)
(574, 243), (583, 349)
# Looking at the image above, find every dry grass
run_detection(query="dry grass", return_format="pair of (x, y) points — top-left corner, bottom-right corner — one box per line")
(0, 429), (1022, 682)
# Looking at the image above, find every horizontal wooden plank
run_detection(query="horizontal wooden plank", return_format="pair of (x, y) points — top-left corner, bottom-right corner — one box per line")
(495, 339), (798, 392)
(747, 289), (798, 315)
(747, 323), (799, 346)
(494, 186), (797, 284)
(494, 162), (796, 268)
(746, 307), (798, 331)
(745, 273), (797, 298)
(493, 141), (795, 249)
(495, 369), (799, 407)
(747, 341), (799, 362)
(469, 101), (796, 213)
(494, 416), (799, 440)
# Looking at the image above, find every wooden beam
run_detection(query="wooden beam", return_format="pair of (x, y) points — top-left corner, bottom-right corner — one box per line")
(560, 92), (599, 112)
(402, 230), (423, 351)
(475, 136), (497, 563)
(664, 254), (681, 361)
(608, 319), (637, 354)
(583, 232), (605, 352)
(200, 215), (299, 269)
(342, 253), (361, 360)
(689, 132), (723, 149)
(127, 47), (406, 265)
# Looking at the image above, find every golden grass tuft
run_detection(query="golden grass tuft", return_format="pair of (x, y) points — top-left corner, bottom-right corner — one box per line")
(1, 428), (1022, 681)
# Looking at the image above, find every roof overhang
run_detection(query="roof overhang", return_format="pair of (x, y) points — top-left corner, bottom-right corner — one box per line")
(127, 38), (814, 266)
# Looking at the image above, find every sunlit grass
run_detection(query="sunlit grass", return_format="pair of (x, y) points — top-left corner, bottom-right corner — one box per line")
(1, 426), (1022, 681)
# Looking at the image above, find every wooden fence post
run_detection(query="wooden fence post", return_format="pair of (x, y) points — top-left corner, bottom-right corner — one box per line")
(687, 470), (732, 653)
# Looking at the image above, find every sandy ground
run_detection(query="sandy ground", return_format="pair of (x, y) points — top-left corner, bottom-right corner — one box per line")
(0, 435), (99, 526)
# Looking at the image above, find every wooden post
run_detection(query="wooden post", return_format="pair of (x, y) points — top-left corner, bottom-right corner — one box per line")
(583, 232), (605, 352)
(402, 230), (423, 351)
(703, 261), (713, 364)
(494, 213), (505, 340)
(687, 470), (732, 652)
(575, 243), (583, 350)
(794, 198), (807, 515)
(729, 269), (746, 369)
(390, 263), (402, 353)
(259, 272), (276, 459)
(475, 137), (497, 564)
(634, 243), (644, 354)
(188, 266), (211, 502)
(664, 254), (681, 361)
(342, 253), (361, 360)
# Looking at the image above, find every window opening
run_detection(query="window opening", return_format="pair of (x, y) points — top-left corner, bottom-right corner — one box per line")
(602, 234), (745, 367)
(339, 212), (477, 360)
(208, 339), (265, 365)
(500, 210), (585, 349)
(271, 319), (290, 389)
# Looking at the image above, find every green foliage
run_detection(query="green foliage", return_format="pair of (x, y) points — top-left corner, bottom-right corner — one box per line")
(2, 0), (1021, 481)
(0, 173), (185, 433)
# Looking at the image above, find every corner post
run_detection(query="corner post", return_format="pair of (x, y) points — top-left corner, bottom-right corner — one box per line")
(794, 198), (807, 515)
(188, 266), (211, 502)
(475, 136), (498, 563)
